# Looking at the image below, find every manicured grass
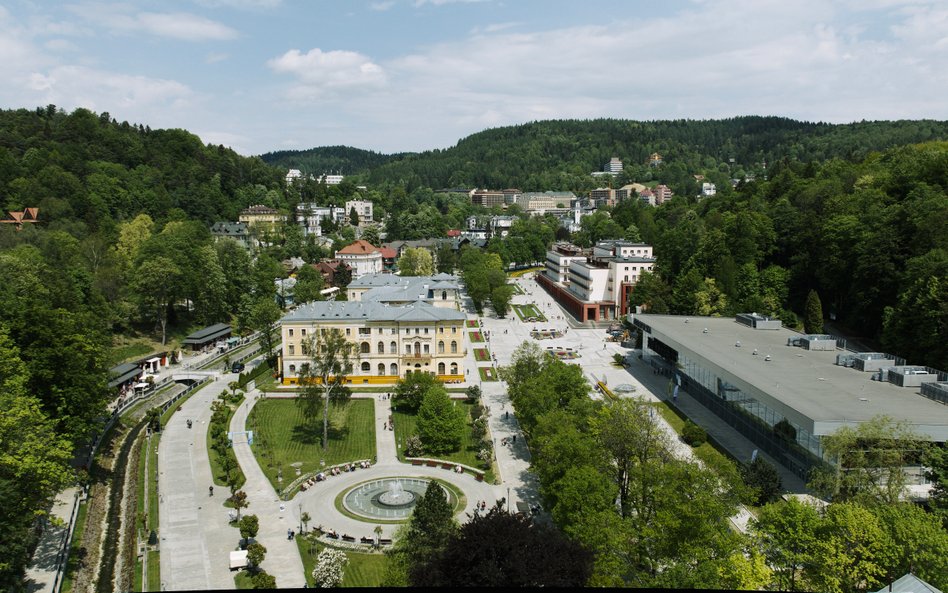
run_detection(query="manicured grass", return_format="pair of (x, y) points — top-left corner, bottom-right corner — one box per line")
(469, 331), (485, 343)
(147, 436), (160, 531)
(60, 500), (88, 593)
(207, 394), (247, 489)
(466, 320), (479, 328)
(248, 399), (376, 492)
(650, 401), (736, 468)
(392, 402), (493, 480)
(512, 303), (546, 322)
(478, 366), (498, 381)
(473, 348), (491, 362)
(296, 536), (389, 587)
(508, 283), (525, 295)
(147, 550), (160, 591)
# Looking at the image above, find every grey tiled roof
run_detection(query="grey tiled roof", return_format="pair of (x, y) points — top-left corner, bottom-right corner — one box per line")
(282, 300), (465, 323)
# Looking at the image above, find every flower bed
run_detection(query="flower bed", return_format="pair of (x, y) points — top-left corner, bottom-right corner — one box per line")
(466, 320), (480, 328)
(474, 348), (491, 362)
(470, 331), (485, 343)
(478, 367), (498, 381)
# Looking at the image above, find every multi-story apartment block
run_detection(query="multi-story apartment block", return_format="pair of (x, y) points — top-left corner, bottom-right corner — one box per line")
(502, 188), (522, 205)
(470, 189), (506, 208)
(538, 240), (655, 322)
(605, 157), (623, 174)
(279, 300), (467, 385)
(701, 182), (717, 197)
(654, 184), (674, 205)
(590, 187), (618, 208)
(239, 205), (286, 244)
(285, 169), (303, 184)
(335, 240), (384, 278)
(318, 174), (344, 185)
(489, 215), (515, 238)
(517, 191), (575, 212)
(297, 203), (346, 236)
(345, 200), (374, 224)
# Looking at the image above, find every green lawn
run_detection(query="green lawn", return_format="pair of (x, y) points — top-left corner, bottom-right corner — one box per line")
(108, 340), (154, 366)
(392, 401), (491, 478)
(649, 401), (737, 468)
(60, 500), (88, 593)
(473, 348), (491, 362)
(469, 331), (485, 343)
(508, 283), (525, 295)
(296, 536), (388, 587)
(478, 367), (498, 381)
(466, 320), (479, 328)
(512, 303), (546, 322)
(248, 399), (376, 491)
(146, 550), (160, 591)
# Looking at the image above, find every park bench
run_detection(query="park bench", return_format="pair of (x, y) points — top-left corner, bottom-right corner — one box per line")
(342, 535), (356, 542)
(411, 459), (423, 466)
(379, 538), (393, 546)
(426, 460), (438, 467)
(360, 537), (374, 544)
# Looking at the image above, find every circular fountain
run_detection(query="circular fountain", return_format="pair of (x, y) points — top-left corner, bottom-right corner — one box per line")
(342, 478), (452, 521)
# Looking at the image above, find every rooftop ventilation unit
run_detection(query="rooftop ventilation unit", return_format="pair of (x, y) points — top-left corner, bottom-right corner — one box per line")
(886, 365), (938, 387)
(736, 313), (782, 330)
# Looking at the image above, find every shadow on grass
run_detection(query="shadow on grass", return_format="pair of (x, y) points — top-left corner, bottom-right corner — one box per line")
(291, 422), (351, 445)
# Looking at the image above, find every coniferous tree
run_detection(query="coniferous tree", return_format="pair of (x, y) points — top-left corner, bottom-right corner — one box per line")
(804, 289), (824, 334)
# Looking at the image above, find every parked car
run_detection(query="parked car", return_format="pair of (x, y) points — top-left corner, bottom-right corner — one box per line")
(231, 362), (245, 373)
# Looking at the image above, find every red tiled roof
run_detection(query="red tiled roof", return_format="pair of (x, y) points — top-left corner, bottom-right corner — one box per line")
(337, 240), (379, 255)
(379, 247), (397, 258)
(446, 229), (461, 237)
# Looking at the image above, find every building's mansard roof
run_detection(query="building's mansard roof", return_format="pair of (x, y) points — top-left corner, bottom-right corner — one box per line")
(282, 299), (465, 324)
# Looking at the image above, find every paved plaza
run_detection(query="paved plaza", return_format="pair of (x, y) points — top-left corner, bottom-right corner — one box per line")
(150, 270), (803, 589)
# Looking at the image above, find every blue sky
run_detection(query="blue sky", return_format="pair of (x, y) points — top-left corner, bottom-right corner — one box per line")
(1, 0), (947, 156)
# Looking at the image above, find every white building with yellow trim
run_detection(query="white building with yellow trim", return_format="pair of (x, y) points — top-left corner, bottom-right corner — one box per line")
(280, 300), (467, 385)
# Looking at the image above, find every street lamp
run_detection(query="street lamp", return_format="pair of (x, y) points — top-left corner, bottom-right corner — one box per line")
(298, 503), (302, 532)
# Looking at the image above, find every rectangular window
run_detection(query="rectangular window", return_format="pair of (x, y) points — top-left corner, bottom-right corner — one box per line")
(289, 329), (294, 337)
(359, 328), (371, 335)
(424, 328), (429, 334)
(289, 345), (295, 355)
(301, 329), (306, 336)
(346, 328), (351, 336)
(439, 327), (444, 334)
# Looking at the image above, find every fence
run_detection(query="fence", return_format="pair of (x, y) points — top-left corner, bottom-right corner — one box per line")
(49, 376), (210, 593)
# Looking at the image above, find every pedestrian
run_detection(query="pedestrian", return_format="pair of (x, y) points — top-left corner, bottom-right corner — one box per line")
(505, 410), (509, 419)
(287, 528), (292, 540)
(513, 434), (517, 443)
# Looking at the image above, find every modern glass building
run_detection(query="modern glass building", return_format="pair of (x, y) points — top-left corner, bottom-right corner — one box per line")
(633, 313), (948, 480)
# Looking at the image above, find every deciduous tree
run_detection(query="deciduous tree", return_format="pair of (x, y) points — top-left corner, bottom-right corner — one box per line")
(298, 329), (356, 451)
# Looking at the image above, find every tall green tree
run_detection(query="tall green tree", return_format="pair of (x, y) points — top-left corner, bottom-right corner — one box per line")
(489, 284), (514, 318)
(386, 481), (457, 586)
(297, 329), (356, 451)
(392, 372), (440, 411)
(804, 289), (824, 334)
(293, 264), (325, 304)
(132, 255), (182, 345)
(751, 497), (822, 592)
(416, 385), (466, 454)
(398, 247), (434, 276)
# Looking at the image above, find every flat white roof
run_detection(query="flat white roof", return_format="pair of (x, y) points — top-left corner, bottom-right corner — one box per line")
(636, 314), (948, 440)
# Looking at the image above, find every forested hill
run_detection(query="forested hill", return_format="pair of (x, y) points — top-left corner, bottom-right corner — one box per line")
(260, 145), (403, 177)
(286, 117), (948, 192)
(0, 105), (284, 228)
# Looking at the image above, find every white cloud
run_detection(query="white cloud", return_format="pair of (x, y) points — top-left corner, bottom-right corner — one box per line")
(66, 4), (238, 41)
(267, 48), (386, 99)
(25, 66), (194, 112)
(370, 1), (396, 11)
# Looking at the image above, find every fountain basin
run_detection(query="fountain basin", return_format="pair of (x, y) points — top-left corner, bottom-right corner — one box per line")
(341, 478), (452, 521)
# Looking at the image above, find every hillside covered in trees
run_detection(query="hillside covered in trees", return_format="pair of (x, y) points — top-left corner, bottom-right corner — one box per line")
(0, 105), (946, 587)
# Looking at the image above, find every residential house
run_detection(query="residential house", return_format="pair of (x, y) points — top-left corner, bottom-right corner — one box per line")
(335, 240), (384, 278)
(1, 207), (40, 230)
(210, 221), (252, 250)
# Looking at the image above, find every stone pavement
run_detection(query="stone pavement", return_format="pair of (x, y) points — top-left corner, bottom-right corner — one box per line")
(24, 488), (80, 593)
(158, 371), (247, 591)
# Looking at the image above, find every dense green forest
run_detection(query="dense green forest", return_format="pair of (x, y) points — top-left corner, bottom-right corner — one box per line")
(260, 145), (402, 177)
(0, 106), (947, 588)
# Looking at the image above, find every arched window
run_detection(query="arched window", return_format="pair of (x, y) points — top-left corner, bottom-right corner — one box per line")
(438, 362), (446, 374)
(377, 341), (384, 354)
(390, 363), (398, 376)
(438, 341), (445, 353)
(390, 341), (397, 353)
(378, 363), (386, 375)
(450, 363), (458, 375)
(450, 341), (458, 353)
(289, 364), (296, 374)
(361, 342), (370, 354)
(361, 361), (370, 372)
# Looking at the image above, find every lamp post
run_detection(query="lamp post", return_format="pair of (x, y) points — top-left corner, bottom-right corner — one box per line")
(298, 503), (302, 532)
